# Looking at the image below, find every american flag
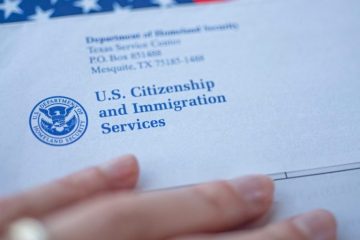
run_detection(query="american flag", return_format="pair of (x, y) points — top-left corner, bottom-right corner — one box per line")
(0, 0), (223, 24)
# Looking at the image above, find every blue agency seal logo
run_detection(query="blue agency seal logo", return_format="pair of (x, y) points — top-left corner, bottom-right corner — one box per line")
(30, 96), (88, 146)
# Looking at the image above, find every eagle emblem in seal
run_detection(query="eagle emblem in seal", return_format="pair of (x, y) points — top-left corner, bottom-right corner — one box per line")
(39, 106), (77, 136)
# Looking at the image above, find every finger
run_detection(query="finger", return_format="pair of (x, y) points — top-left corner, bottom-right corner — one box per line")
(175, 209), (337, 240)
(242, 209), (337, 240)
(0, 154), (139, 232)
(45, 175), (274, 240)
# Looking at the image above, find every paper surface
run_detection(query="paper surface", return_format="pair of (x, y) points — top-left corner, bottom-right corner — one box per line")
(268, 163), (360, 239)
(1, 0), (359, 239)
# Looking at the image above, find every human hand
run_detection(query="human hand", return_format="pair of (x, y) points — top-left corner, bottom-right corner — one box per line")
(0, 155), (336, 240)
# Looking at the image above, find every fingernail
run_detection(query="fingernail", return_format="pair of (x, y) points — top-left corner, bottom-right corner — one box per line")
(100, 154), (138, 180)
(292, 210), (337, 240)
(229, 175), (274, 207)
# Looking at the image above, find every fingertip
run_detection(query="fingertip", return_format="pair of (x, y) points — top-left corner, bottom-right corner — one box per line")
(230, 175), (275, 206)
(255, 174), (275, 196)
(314, 209), (337, 227)
(101, 154), (140, 189)
(222, 175), (275, 226)
(292, 209), (337, 240)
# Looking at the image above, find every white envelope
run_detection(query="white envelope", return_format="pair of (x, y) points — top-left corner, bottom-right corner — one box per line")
(1, 0), (359, 238)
